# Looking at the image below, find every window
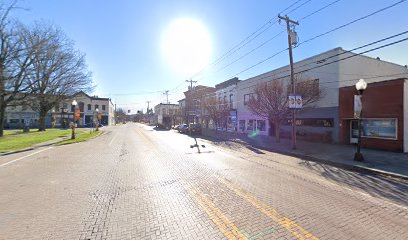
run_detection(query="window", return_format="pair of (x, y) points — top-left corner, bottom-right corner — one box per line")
(95, 104), (99, 110)
(87, 104), (91, 111)
(256, 120), (266, 131)
(284, 118), (334, 127)
(247, 119), (255, 131)
(244, 93), (256, 105)
(229, 94), (233, 108)
(239, 120), (245, 131)
(79, 102), (84, 112)
(102, 105), (106, 111)
(362, 119), (397, 140)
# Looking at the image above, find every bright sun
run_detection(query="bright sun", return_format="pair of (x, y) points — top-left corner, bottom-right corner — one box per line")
(161, 18), (212, 76)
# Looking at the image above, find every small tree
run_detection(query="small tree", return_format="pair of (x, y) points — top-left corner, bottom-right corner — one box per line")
(247, 77), (322, 142)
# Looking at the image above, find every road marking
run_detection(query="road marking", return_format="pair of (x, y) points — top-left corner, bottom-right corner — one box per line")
(189, 186), (247, 240)
(218, 177), (319, 240)
(0, 147), (53, 168)
(109, 134), (117, 146)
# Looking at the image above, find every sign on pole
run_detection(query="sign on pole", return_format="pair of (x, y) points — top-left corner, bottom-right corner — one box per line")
(354, 95), (362, 118)
(289, 95), (302, 109)
(288, 95), (296, 109)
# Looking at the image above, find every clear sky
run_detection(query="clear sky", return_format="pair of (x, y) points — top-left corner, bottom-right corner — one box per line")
(11, 0), (408, 112)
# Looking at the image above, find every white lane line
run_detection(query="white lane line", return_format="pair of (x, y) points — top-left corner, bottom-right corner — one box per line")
(0, 147), (53, 168)
(109, 134), (117, 146)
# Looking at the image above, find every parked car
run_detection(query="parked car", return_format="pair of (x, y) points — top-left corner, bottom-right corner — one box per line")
(188, 123), (202, 135)
(178, 124), (188, 133)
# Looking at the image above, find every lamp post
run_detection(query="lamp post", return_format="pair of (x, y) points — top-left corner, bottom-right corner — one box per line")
(95, 108), (99, 131)
(71, 100), (77, 139)
(354, 79), (367, 162)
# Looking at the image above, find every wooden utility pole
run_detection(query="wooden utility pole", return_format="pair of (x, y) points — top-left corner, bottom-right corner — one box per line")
(164, 90), (169, 104)
(185, 79), (197, 124)
(279, 15), (299, 150)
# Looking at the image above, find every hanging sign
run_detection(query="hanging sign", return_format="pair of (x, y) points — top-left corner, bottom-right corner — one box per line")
(289, 95), (302, 109)
(354, 95), (362, 119)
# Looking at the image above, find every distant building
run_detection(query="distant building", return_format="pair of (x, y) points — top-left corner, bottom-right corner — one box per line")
(153, 103), (180, 128)
(183, 85), (216, 125)
(215, 77), (241, 131)
(5, 91), (115, 129)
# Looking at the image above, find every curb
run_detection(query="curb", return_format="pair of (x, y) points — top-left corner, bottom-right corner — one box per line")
(202, 133), (408, 181)
(0, 147), (35, 156)
(0, 130), (105, 156)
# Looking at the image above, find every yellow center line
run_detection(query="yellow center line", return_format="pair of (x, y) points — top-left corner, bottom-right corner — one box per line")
(218, 177), (319, 240)
(185, 184), (247, 240)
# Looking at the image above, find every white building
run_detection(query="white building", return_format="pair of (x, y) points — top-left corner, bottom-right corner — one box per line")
(5, 91), (115, 129)
(214, 77), (241, 131)
(237, 47), (408, 142)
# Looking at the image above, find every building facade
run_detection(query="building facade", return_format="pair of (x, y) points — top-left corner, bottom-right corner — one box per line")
(153, 103), (180, 128)
(236, 47), (408, 143)
(214, 77), (241, 131)
(184, 85), (216, 125)
(339, 78), (408, 152)
(5, 91), (115, 129)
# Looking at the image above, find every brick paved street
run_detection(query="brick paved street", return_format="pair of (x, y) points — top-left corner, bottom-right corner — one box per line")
(1, 123), (407, 239)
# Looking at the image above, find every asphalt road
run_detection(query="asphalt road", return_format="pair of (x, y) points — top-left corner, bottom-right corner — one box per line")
(1, 123), (407, 240)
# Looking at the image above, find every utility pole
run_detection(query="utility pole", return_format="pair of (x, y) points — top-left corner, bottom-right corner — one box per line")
(164, 90), (169, 104)
(186, 79), (197, 90)
(185, 79), (197, 124)
(279, 14), (299, 150)
(146, 101), (150, 113)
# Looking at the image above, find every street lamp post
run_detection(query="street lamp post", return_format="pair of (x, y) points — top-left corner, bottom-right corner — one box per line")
(354, 79), (367, 162)
(95, 108), (99, 131)
(71, 100), (77, 139)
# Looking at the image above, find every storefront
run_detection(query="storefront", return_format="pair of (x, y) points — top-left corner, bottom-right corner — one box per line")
(339, 78), (407, 152)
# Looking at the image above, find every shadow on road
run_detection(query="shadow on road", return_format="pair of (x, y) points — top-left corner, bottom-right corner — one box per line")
(298, 160), (408, 206)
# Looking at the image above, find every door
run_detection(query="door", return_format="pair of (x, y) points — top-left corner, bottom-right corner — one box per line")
(350, 120), (359, 144)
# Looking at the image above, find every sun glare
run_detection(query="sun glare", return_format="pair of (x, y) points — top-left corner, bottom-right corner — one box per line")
(161, 18), (212, 76)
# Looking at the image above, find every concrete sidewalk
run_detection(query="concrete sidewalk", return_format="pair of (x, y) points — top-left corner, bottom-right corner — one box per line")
(202, 129), (408, 180)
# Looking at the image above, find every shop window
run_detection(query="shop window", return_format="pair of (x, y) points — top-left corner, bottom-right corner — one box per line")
(239, 120), (245, 131)
(284, 118), (334, 127)
(256, 120), (266, 131)
(362, 118), (397, 140)
(247, 119), (255, 131)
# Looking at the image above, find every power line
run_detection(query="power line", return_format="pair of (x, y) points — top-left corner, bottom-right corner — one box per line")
(189, 0), (313, 80)
(229, 0), (407, 78)
(297, 0), (407, 47)
(212, 0), (342, 78)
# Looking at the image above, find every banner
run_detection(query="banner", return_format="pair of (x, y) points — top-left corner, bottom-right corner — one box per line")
(74, 109), (81, 120)
(354, 95), (362, 119)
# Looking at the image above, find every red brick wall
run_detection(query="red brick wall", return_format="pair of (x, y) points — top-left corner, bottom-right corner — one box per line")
(339, 79), (404, 152)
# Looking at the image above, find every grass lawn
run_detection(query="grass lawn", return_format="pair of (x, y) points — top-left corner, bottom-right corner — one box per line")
(57, 130), (102, 145)
(0, 128), (87, 153)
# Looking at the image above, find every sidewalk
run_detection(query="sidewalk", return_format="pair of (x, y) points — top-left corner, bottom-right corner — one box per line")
(202, 129), (408, 180)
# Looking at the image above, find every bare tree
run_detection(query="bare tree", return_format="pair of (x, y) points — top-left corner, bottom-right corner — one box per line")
(26, 22), (92, 131)
(247, 77), (322, 142)
(202, 94), (230, 131)
(0, 2), (36, 136)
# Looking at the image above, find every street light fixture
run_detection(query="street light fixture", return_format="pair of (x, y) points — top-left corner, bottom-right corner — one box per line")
(71, 100), (77, 139)
(354, 79), (367, 162)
